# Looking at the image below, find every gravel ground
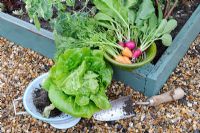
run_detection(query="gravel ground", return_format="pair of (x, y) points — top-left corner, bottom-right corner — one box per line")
(0, 35), (200, 133)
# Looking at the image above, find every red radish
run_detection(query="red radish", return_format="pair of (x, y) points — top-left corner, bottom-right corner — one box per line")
(133, 49), (142, 58)
(125, 41), (136, 50)
(118, 42), (125, 47)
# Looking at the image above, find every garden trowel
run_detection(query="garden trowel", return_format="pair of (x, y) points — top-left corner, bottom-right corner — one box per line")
(93, 88), (185, 121)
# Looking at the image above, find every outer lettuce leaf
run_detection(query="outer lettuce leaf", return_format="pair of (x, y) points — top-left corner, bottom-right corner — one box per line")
(48, 88), (100, 118)
(90, 93), (111, 109)
(100, 64), (113, 88)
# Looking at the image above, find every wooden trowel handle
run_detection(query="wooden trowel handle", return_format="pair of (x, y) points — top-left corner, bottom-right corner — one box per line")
(148, 88), (185, 106)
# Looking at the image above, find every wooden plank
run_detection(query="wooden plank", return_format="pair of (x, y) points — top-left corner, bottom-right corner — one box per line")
(0, 12), (55, 58)
(145, 6), (200, 96)
(113, 64), (154, 93)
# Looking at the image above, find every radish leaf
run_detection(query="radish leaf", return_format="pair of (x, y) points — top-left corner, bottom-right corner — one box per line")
(163, 19), (178, 34)
(161, 34), (172, 46)
(135, 0), (155, 26)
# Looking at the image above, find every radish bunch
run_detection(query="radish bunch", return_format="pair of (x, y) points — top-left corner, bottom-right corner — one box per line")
(114, 40), (143, 64)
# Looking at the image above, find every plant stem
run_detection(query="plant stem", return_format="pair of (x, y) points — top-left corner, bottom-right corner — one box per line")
(78, 0), (90, 12)
(164, 0), (170, 17)
(105, 3), (130, 40)
(165, 0), (178, 19)
(140, 38), (160, 51)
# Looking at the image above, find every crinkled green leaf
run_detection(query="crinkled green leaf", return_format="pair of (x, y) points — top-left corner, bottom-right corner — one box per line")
(90, 93), (111, 109)
(92, 50), (104, 59)
(85, 57), (106, 73)
(84, 71), (99, 80)
(75, 95), (90, 106)
(100, 64), (113, 88)
(83, 78), (99, 94)
(61, 61), (87, 95)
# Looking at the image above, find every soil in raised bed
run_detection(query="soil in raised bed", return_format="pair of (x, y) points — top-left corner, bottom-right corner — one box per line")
(33, 87), (62, 117)
(152, 0), (200, 64)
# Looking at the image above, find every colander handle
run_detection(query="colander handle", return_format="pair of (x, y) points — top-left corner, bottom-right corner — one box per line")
(13, 97), (28, 115)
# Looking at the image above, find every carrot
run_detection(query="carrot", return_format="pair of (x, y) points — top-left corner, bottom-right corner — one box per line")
(123, 56), (132, 64)
(115, 55), (126, 64)
(122, 47), (132, 58)
(115, 55), (132, 64)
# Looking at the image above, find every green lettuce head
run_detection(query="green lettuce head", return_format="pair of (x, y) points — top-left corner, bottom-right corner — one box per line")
(42, 48), (113, 118)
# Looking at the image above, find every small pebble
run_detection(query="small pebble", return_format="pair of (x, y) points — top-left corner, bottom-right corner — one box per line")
(187, 102), (193, 107)
(129, 122), (133, 127)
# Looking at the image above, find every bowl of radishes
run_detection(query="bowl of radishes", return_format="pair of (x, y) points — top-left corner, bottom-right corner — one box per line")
(104, 40), (157, 69)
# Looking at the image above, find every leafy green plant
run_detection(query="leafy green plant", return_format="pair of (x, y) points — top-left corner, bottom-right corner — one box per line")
(93, 0), (177, 60)
(93, 0), (132, 42)
(53, 12), (124, 61)
(135, 0), (177, 53)
(42, 48), (113, 118)
(24, 0), (75, 29)
(0, 2), (5, 12)
(24, 0), (178, 64)
(53, 12), (97, 58)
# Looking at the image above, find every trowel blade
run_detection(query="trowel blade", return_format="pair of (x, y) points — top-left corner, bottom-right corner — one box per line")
(93, 95), (136, 121)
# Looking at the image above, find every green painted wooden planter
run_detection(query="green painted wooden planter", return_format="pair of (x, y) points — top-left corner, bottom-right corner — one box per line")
(0, 6), (200, 96)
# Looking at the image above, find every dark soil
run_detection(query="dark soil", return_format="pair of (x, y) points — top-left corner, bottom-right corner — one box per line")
(122, 97), (136, 116)
(33, 88), (61, 117)
(152, 0), (200, 64)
